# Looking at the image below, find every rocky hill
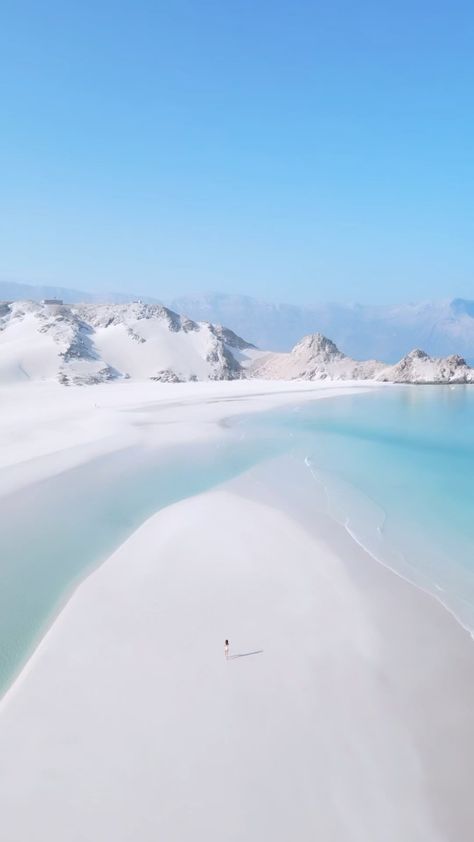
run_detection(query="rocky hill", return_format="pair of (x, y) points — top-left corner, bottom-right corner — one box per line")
(380, 348), (473, 384)
(0, 301), (257, 385)
(250, 334), (384, 381)
(249, 334), (474, 384)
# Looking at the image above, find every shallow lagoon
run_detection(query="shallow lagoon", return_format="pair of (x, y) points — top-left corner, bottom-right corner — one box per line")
(0, 431), (284, 696)
(2, 384), (474, 697)
(247, 385), (474, 633)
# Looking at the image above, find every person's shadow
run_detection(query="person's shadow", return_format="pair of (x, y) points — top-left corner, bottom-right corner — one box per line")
(228, 650), (263, 659)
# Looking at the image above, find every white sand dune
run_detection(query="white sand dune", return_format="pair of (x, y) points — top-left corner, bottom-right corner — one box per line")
(0, 381), (473, 840)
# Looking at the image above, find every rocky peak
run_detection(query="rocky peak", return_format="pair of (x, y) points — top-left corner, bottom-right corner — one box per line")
(292, 333), (343, 362)
(405, 348), (429, 360)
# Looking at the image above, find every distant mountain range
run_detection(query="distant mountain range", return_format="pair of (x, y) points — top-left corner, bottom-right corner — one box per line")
(169, 293), (474, 364)
(2, 281), (474, 363)
(0, 280), (158, 305)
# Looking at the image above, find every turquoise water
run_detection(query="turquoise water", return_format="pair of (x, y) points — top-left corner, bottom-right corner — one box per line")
(2, 385), (474, 697)
(245, 386), (474, 632)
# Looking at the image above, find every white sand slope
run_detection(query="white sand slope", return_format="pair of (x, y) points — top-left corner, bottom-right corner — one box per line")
(0, 301), (261, 385)
(1, 454), (474, 841)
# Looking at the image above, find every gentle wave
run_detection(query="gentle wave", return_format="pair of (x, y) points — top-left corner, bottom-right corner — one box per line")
(303, 454), (474, 637)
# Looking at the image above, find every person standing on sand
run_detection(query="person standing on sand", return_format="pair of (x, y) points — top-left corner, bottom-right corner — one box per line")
(224, 639), (229, 659)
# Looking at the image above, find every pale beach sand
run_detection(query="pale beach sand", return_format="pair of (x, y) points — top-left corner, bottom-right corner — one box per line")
(0, 381), (473, 841)
(0, 379), (366, 497)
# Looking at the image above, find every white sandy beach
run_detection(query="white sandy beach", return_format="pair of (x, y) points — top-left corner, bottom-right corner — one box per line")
(1, 381), (474, 841)
(0, 379), (362, 497)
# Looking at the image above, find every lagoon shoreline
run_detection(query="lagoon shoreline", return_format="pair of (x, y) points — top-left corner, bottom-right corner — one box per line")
(1, 381), (473, 840)
(0, 380), (369, 698)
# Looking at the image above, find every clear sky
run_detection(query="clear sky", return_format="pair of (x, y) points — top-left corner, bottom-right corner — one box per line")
(0, 0), (473, 304)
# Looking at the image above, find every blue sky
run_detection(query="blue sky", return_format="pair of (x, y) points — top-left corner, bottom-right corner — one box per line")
(0, 0), (472, 304)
